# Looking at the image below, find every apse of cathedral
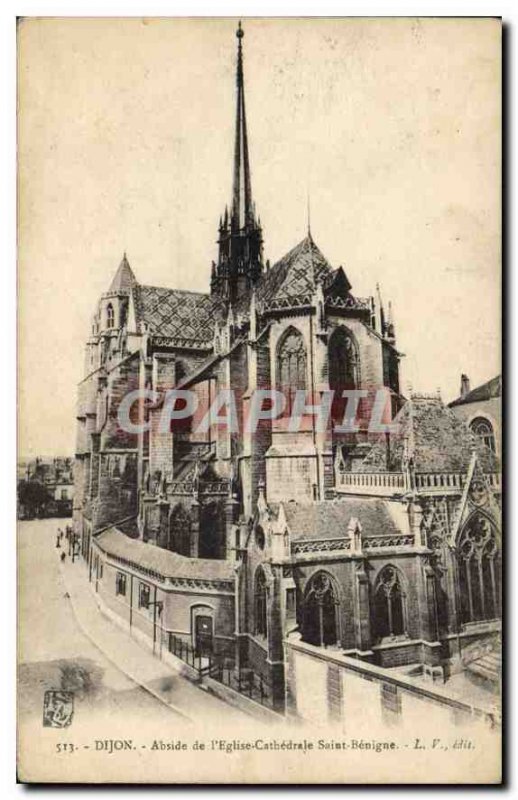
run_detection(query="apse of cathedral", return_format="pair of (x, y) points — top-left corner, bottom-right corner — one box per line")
(74, 23), (501, 714)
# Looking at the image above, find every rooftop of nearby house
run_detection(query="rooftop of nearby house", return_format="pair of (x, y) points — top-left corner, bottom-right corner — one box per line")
(355, 395), (499, 474)
(449, 374), (501, 408)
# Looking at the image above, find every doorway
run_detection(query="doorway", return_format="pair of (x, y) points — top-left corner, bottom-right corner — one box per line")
(194, 615), (213, 657)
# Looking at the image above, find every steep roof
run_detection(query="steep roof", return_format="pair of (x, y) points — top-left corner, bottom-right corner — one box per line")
(282, 497), (403, 541)
(96, 528), (235, 582)
(258, 235), (332, 304)
(255, 235), (353, 308)
(109, 253), (138, 293)
(449, 375), (501, 407)
(131, 285), (226, 346)
(356, 396), (499, 474)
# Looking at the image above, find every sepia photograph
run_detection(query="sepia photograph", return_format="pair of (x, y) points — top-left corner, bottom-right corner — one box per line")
(16, 15), (501, 784)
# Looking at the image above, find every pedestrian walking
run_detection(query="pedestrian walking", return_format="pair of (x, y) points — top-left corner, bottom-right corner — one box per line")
(60, 551), (66, 563)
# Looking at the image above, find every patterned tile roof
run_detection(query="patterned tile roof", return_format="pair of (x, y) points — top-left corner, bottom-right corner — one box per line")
(356, 396), (499, 474)
(449, 375), (501, 407)
(96, 528), (236, 581)
(256, 235), (353, 309)
(282, 497), (402, 541)
(132, 285), (226, 346)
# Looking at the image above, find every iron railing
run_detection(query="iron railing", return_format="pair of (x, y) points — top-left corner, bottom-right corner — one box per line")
(167, 632), (212, 676)
(210, 656), (273, 709)
(165, 633), (274, 709)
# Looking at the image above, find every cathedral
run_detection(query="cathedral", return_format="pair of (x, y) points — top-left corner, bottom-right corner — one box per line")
(74, 24), (501, 718)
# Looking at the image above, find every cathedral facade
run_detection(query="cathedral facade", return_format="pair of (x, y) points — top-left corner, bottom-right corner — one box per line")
(74, 24), (501, 715)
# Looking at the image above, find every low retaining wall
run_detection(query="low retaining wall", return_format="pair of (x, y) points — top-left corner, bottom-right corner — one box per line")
(285, 634), (500, 731)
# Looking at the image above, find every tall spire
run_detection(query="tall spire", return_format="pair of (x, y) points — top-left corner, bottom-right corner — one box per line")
(211, 21), (263, 301)
(232, 21), (252, 229)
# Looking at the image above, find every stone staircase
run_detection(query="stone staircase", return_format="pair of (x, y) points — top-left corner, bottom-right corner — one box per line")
(466, 648), (501, 686)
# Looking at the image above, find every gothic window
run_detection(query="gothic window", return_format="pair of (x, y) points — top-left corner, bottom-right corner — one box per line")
(169, 504), (191, 556)
(254, 567), (268, 637)
(328, 327), (360, 424)
(255, 525), (265, 550)
(373, 566), (407, 641)
(199, 501), (226, 560)
(286, 587), (297, 621)
(457, 513), (501, 624)
(328, 327), (359, 391)
(301, 572), (339, 647)
(106, 303), (115, 329)
(277, 327), (307, 415)
(470, 417), (496, 454)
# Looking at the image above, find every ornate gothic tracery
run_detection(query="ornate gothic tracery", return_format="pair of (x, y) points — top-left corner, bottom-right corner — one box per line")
(328, 326), (360, 391)
(301, 572), (339, 647)
(372, 566), (407, 640)
(277, 327), (307, 415)
(457, 513), (500, 624)
(328, 326), (360, 425)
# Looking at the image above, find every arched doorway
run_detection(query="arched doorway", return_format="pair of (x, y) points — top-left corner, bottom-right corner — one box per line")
(301, 572), (339, 647)
(191, 605), (214, 657)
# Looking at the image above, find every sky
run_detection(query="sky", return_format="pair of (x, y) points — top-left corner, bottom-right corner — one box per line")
(18, 17), (501, 458)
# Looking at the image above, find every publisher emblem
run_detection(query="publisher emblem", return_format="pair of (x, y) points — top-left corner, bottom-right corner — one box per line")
(43, 690), (74, 728)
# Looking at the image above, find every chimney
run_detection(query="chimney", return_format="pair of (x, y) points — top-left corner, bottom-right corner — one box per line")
(460, 373), (471, 398)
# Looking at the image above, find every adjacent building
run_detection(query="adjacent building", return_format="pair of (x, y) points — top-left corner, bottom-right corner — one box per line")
(19, 457), (74, 518)
(449, 374), (501, 457)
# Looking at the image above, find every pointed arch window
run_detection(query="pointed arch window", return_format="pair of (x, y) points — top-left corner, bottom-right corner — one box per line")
(328, 326), (360, 391)
(277, 327), (306, 415)
(169, 504), (192, 556)
(328, 327), (360, 425)
(373, 566), (407, 640)
(106, 303), (115, 329)
(470, 417), (496, 454)
(254, 566), (268, 637)
(301, 572), (339, 647)
(199, 500), (226, 560)
(457, 513), (501, 624)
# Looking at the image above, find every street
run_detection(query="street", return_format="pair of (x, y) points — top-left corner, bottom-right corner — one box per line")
(18, 518), (264, 781)
(18, 518), (188, 729)
(18, 517), (253, 742)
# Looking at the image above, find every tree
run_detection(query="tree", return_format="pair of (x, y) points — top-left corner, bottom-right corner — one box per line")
(17, 480), (51, 519)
